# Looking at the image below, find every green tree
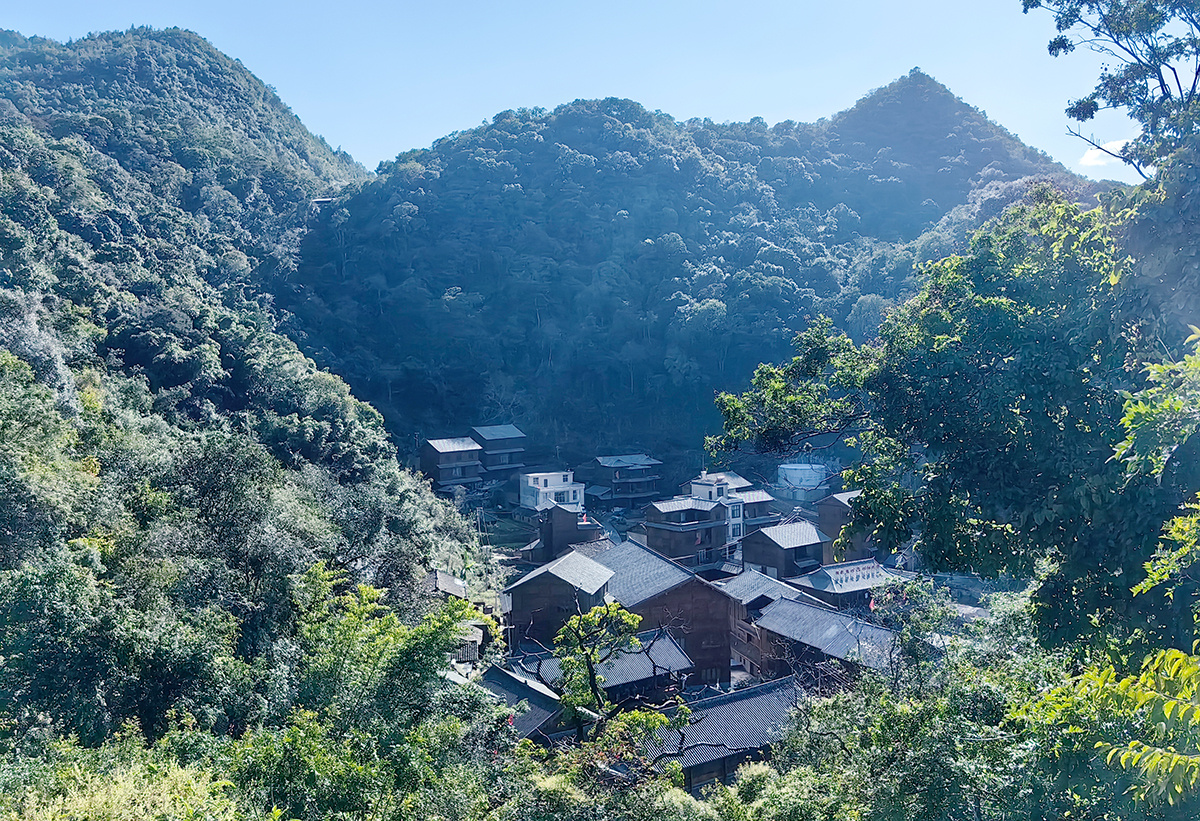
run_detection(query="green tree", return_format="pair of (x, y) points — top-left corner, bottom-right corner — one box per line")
(1022, 0), (1200, 171)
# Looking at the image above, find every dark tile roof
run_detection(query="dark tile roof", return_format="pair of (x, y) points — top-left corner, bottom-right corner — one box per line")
(426, 437), (483, 453)
(649, 677), (802, 770)
(596, 454), (662, 468)
(590, 540), (695, 607)
(503, 551), (614, 595)
(471, 424), (526, 440)
(479, 665), (563, 739)
(733, 489), (775, 504)
(422, 569), (467, 599)
(754, 597), (896, 671)
(650, 497), (725, 514)
(510, 629), (693, 691)
(789, 559), (906, 594)
(758, 521), (829, 549)
(718, 570), (829, 609)
(820, 490), (862, 508)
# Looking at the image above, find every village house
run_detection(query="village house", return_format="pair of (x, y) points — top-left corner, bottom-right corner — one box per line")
(741, 521), (831, 579)
(789, 558), (913, 610)
(419, 436), (484, 492)
(478, 665), (580, 742)
(642, 497), (731, 576)
(649, 677), (803, 795)
(510, 628), (694, 706)
(682, 470), (781, 547)
(717, 569), (832, 678)
(816, 490), (874, 563)
(502, 551), (613, 645)
(519, 502), (606, 564)
(518, 470), (585, 514)
(584, 539), (734, 685)
(469, 424), (527, 480)
(580, 454), (663, 507)
(753, 595), (898, 684)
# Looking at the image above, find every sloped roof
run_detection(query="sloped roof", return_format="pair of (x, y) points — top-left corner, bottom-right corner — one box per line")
(511, 629), (693, 690)
(718, 570), (830, 609)
(732, 489), (775, 504)
(649, 677), (801, 770)
(596, 454), (662, 468)
(758, 521), (829, 549)
(503, 551), (614, 595)
(819, 489), (862, 508)
(471, 424), (526, 440)
(650, 497), (725, 514)
(789, 559), (900, 594)
(479, 666), (562, 739)
(755, 597), (896, 671)
(422, 569), (467, 599)
(591, 540), (695, 607)
(426, 437), (483, 453)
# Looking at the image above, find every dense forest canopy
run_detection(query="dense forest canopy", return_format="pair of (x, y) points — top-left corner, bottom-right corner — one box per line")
(282, 70), (1110, 460)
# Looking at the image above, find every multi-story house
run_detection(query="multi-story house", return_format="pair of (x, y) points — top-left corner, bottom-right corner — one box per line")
(582, 454), (663, 507)
(642, 497), (730, 573)
(741, 521), (831, 579)
(816, 490), (876, 563)
(419, 437), (484, 492)
(519, 470), (586, 513)
(469, 425), (527, 480)
(681, 470), (781, 547)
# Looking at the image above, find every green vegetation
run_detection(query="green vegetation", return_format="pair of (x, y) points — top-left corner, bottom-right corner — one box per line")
(2, 17), (1200, 821)
(280, 71), (1107, 458)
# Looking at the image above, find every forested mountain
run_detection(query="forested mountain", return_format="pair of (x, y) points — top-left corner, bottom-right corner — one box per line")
(0, 27), (473, 745)
(282, 70), (1110, 458)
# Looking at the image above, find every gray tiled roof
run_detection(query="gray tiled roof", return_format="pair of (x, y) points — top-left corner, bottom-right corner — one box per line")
(502, 550), (614, 595)
(591, 540), (695, 607)
(733, 489), (776, 504)
(511, 629), (693, 690)
(754, 597), (896, 671)
(789, 559), (906, 594)
(596, 454), (662, 468)
(426, 437), (483, 453)
(650, 496), (724, 514)
(759, 521), (829, 549)
(471, 424), (526, 440)
(479, 666), (562, 739)
(718, 570), (829, 609)
(821, 489), (863, 507)
(649, 677), (801, 770)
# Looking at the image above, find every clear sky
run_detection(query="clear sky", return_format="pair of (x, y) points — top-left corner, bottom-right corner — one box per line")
(6, 0), (1143, 182)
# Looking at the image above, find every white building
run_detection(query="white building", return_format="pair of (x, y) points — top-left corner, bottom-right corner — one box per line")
(520, 470), (585, 512)
(682, 470), (780, 550)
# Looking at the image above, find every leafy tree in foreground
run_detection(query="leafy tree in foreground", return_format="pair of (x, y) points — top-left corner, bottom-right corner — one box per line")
(712, 189), (1192, 646)
(1022, 0), (1200, 171)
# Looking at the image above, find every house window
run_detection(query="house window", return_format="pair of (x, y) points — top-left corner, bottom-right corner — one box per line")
(450, 466), (463, 478)
(732, 524), (742, 538)
(731, 505), (742, 518)
(562, 475), (568, 483)
(543, 478), (549, 487)
(572, 490), (578, 500)
(717, 487), (724, 497)
(554, 491), (569, 503)
(497, 453), (509, 464)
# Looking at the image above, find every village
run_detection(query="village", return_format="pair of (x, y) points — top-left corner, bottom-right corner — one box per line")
(418, 424), (989, 794)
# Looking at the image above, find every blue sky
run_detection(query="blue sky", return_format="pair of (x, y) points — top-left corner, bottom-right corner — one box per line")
(6, 0), (1143, 182)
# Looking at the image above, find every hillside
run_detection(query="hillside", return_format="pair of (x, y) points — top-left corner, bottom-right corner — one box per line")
(0, 27), (475, 745)
(280, 70), (1109, 462)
